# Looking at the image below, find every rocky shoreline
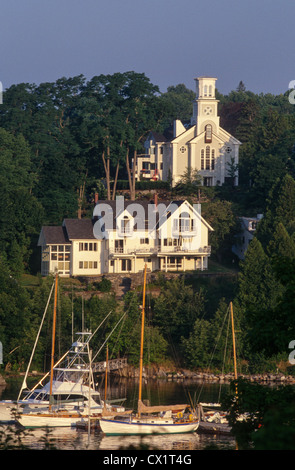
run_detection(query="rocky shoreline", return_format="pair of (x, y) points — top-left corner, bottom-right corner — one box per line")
(1, 368), (294, 388)
(114, 365), (295, 384)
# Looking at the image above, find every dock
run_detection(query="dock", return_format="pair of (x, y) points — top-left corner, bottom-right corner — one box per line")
(92, 357), (127, 374)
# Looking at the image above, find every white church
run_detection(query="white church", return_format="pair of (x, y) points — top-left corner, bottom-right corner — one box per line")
(137, 76), (241, 187)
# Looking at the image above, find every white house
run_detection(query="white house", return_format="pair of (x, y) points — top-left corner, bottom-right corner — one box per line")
(232, 214), (263, 260)
(38, 198), (213, 277)
(141, 76), (241, 187)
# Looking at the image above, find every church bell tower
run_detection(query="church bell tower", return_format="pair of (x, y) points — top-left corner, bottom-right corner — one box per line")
(191, 76), (220, 135)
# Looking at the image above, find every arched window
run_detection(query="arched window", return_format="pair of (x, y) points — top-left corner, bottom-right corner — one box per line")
(209, 85), (212, 97)
(204, 85), (208, 96)
(206, 146), (210, 170)
(205, 124), (212, 143)
(201, 149), (204, 170)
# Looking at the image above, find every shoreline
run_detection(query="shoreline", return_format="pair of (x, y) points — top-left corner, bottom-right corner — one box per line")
(1, 367), (294, 388)
(113, 365), (295, 385)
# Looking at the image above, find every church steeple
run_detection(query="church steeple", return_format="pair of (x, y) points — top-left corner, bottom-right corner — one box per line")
(191, 76), (219, 132)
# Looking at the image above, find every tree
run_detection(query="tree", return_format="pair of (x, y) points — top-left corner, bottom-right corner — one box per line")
(0, 129), (43, 273)
(237, 237), (280, 355)
(201, 199), (239, 262)
(152, 277), (206, 349)
(174, 167), (202, 195)
(160, 84), (195, 123)
(236, 81), (246, 92)
(223, 379), (295, 450)
(267, 222), (295, 260)
(256, 174), (295, 248)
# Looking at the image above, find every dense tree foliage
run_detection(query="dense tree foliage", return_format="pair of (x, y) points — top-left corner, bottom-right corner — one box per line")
(0, 73), (295, 381)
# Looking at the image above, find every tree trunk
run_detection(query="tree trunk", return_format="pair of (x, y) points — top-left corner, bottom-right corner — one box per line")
(126, 147), (133, 198)
(101, 149), (111, 200)
(112, 160), (120, 200)
(131, 149), (137, 200)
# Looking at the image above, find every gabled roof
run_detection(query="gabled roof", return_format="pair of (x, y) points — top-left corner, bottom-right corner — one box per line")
(38, 226), (70, 246)
(93, 199), (184, 229)
(154, 200), (214, 232)
(39, 199), (213, 245)
(63, 218), (96, 240)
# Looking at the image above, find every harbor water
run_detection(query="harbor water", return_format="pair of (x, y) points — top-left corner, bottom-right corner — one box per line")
(0, 376), (236, 450)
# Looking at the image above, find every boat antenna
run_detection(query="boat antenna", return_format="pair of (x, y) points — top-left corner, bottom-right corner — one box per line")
(17, 279), (55, 403)
(49, 273), (58, 411)
(138, 264), (147, 416)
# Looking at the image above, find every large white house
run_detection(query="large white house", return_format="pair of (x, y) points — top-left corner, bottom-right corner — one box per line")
(38, 198), (213, 277)
(137, 76), (241, 187)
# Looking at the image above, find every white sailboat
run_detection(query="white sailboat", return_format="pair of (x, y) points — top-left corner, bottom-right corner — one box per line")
(100, 266), (200, 436)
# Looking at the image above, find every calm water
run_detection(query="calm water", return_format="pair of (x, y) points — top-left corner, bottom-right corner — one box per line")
(0, 376), (236, 451)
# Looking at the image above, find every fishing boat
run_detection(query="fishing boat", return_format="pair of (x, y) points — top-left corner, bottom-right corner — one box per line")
(100, 266), (200, 436)
(14, 274), (125, 428)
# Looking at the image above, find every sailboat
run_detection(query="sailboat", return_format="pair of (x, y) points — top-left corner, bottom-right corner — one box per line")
(198, 301), (237, 434)
(100, 266), (200, 435)
(14, 274), (125, 428)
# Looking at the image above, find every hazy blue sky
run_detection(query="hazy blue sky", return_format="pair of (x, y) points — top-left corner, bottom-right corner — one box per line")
(1, 0), (294, 95)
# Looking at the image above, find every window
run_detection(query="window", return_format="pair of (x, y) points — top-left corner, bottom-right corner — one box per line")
(211, 149), (215, 170)
(50, 245), (71, 274)
(79, 242), (97, 251)
(205, 125), (212, 143)
(206, 146), (210, 170)
(115, 240), (124, 253)
(163, 238), (179, 246)
(122, 259), (131, 271)
(179, 212), (191, 233)
(201, 149), (204, 170)
(140, 238), (149, 244)
(121, 216), (131, 234)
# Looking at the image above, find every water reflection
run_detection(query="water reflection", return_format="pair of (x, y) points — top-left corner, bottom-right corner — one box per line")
(18, 426), (235, 451)
(1, 376), (235, 450)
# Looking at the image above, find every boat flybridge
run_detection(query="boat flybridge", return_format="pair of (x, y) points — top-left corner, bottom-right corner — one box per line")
(21, 331), (104, 413)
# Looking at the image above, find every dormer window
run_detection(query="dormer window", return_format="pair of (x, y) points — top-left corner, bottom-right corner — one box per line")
(205, 124), (212, 143)
(119, 216), (132, 235)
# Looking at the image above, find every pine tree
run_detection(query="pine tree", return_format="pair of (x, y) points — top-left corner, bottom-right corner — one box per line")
(237, 237), (281, 354)
(267, 222), (295, 260)
(256, 174), (295, 249)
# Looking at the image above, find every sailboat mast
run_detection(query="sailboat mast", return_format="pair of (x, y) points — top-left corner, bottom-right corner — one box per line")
(230, 301), (238, 380)
(105, 344), (108, 403)
(49, 273), (58, 411)
(138, 265), (147, 410)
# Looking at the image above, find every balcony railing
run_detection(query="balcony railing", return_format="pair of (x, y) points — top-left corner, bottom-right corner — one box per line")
(109, 246), (211, 256)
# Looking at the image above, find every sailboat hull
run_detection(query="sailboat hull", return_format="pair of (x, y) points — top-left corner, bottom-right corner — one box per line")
(18, 411), (82, 428)
(100, 417), (199, 435)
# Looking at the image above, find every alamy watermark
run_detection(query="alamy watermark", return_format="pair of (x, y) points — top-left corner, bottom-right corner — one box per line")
(288, 81), (295, 104)
(92, 196), (202, 240)
(288, 340), (295, 365)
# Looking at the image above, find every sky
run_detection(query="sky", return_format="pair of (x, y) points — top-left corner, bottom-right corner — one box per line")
(1, 0), (295, 96)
